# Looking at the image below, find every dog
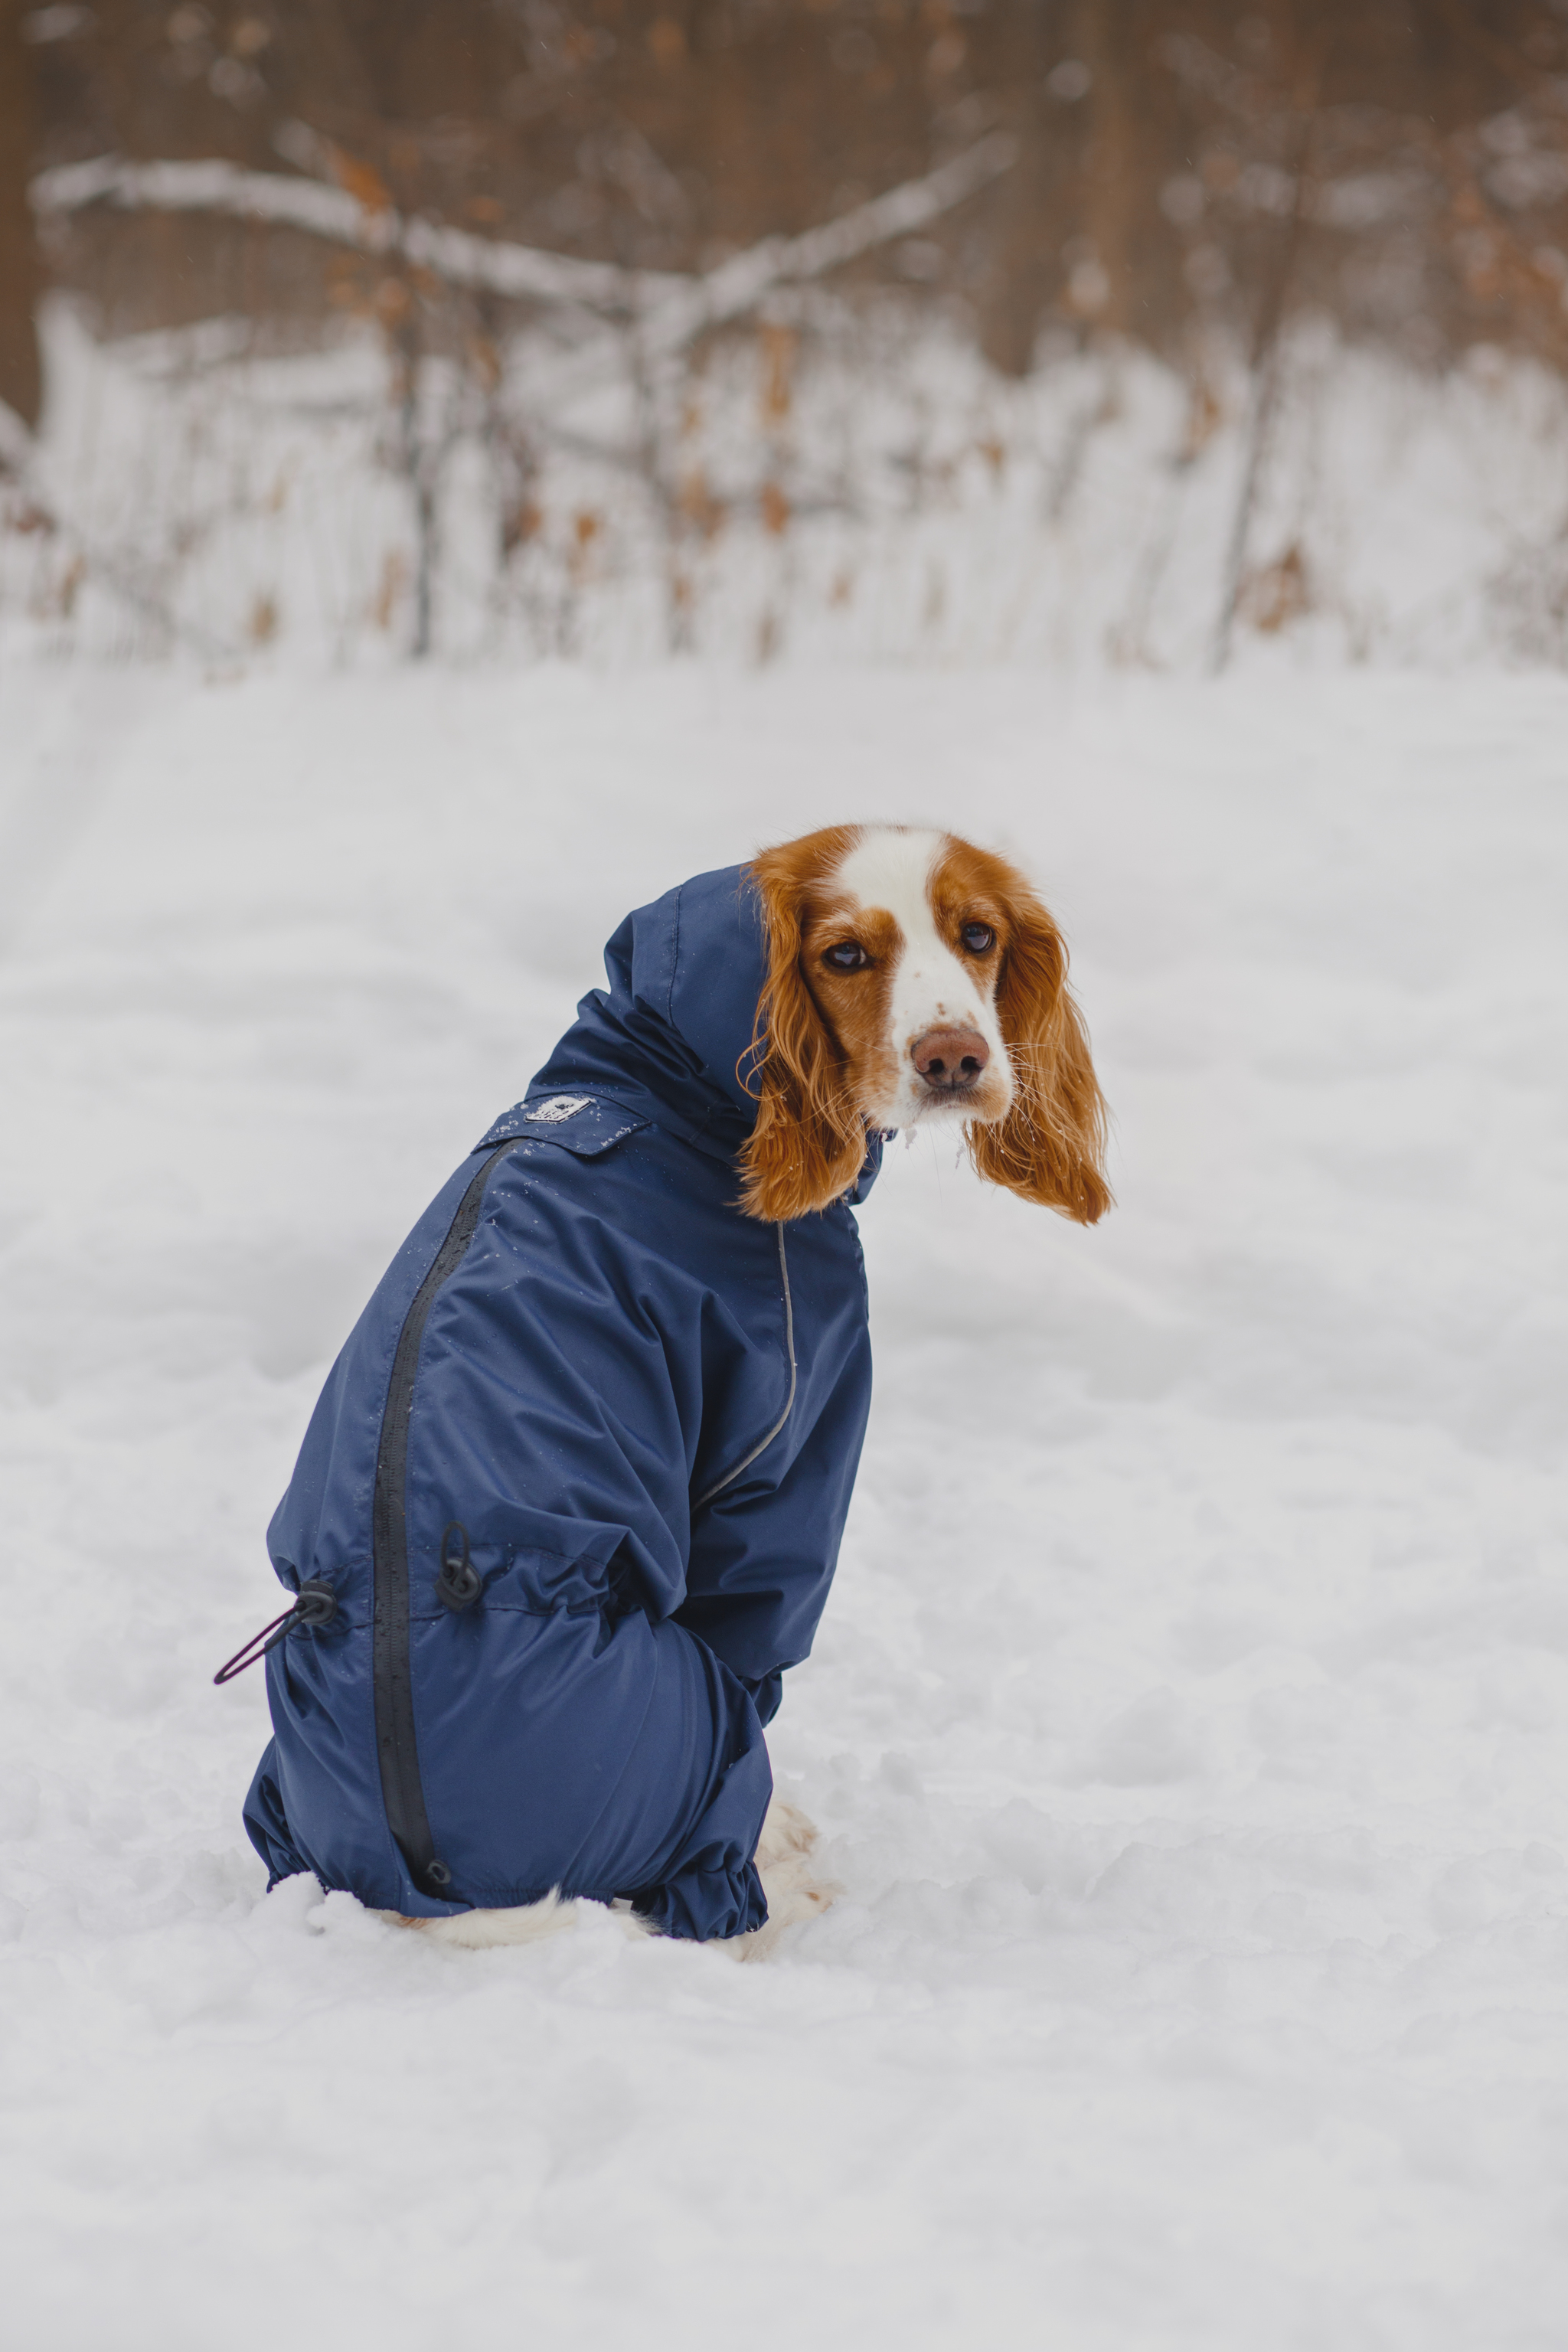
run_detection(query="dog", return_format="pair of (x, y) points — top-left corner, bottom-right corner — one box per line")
(741, 823), (1108, 1222)
(232, 825), (1108, 1958)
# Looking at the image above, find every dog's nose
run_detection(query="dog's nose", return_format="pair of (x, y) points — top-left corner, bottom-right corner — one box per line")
(911, 1027), (989, 1091)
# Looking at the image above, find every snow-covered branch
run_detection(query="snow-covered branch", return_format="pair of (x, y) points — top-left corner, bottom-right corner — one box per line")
(28, 135), (1017, 341)
(631, 132), (1017, 356)
(28, 153), (652, 309)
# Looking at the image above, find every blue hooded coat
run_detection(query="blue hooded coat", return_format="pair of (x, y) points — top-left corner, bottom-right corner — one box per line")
(243, 865), (880, 1940)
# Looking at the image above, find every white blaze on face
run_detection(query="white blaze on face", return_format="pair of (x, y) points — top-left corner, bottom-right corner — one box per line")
(831, 826), (1012, 1128)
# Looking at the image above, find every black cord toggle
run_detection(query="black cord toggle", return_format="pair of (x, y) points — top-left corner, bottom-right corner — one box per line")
(436, 1521), (482, 1612)
(213, 1579), (338, 1685)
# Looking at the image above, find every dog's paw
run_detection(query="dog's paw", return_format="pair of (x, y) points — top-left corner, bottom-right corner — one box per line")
(754, 1793), (821, 1870)
(724, 1845), (841, 1962)
(383, 1891), (578, 1948)
(380, 1894), (653, 1949)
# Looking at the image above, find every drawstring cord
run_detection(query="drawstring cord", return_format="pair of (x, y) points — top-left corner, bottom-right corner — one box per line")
(213, 1580), (338, 1685)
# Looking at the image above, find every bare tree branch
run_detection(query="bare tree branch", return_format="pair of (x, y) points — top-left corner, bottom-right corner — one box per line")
(30, 136), (1018, 342)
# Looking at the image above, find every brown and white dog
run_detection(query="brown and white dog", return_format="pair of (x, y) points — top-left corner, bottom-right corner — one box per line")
(403, 823), (1108, 1959)
(740, 822), (1108, 1230)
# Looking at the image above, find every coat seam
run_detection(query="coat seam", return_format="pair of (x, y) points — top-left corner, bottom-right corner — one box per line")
(691, 1223), (797, 1510)
(667, 883), (682, 1024)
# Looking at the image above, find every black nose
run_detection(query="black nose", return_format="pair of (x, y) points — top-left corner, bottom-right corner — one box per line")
(911, 1028), (989, 1091)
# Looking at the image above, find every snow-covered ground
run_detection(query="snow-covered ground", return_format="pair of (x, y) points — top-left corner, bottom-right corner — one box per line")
(2, 658), (1566, 2347)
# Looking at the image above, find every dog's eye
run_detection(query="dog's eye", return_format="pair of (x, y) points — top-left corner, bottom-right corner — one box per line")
(960, 922), (996, 955)
(823, 941), (870, 972)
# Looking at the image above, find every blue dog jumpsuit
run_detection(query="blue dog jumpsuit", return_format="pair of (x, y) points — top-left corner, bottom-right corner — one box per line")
(242, 864), (879, 1939)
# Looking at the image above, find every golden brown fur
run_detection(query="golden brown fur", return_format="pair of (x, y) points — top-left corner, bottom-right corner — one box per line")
(739, 825), (1111, 1226)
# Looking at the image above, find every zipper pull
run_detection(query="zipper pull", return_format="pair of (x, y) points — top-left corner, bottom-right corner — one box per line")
(213, 1579), (338, 1684)
(436, 1521), (482, 1612)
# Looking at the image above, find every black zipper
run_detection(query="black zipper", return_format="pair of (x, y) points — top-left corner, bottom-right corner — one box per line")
(371, 1140), (517, 1896)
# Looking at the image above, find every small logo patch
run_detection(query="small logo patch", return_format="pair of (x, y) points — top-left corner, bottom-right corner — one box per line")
(524, 1095), (593, 1125)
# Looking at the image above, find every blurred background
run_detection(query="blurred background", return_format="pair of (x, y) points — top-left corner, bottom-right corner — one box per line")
(6, 0), (1568, 665)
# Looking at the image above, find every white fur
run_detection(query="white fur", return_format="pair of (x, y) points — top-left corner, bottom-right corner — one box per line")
(726, 1797), (840, 1962)
(387, 1889), (651, 1949)
(381, 1795), (837, 1961)
(831, 826), (1011, 1130)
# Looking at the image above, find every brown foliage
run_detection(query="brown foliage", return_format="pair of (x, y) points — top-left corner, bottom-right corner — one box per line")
(18, 2), (1568, 381)
(0, 0), (41, 424)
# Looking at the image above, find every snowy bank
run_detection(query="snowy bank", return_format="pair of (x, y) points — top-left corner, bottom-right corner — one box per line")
(9, 298), (1568, 671)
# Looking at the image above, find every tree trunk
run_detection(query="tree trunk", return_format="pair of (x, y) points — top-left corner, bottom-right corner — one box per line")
(0, 0), (41, 430)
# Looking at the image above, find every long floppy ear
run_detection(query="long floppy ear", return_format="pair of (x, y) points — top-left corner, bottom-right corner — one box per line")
(738, 834), (869, 1222)
(968, 885), (1112, 1224)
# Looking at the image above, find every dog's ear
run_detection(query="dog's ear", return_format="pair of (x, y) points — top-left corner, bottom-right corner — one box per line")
(739, 837), (868, 1223)
(968, 887), (1112, 1225)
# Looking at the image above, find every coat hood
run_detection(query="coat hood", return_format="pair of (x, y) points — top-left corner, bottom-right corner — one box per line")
(527, 861), (883, 1200)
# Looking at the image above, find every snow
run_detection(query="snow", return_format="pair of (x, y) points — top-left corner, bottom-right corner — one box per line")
(13, 296), (1568, 671)
(2, 658), (1567, 2347)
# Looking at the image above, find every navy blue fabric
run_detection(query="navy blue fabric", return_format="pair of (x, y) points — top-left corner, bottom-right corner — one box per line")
(244, 865), (878, 1939)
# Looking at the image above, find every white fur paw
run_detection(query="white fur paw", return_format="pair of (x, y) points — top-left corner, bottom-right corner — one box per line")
(381, 1893), (652, 1949)
(724, 1844), (841, 1962)
(754, 1793), (821, 1870)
